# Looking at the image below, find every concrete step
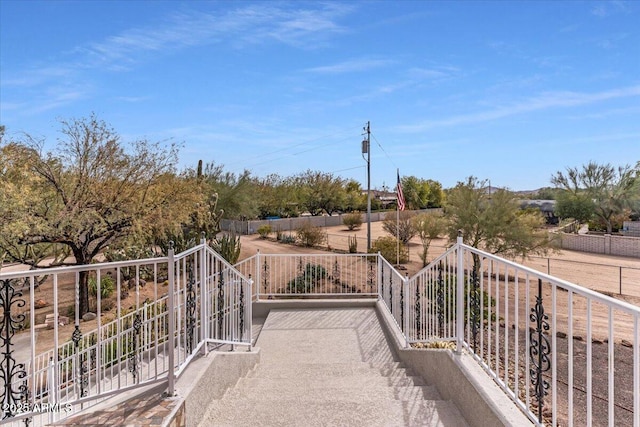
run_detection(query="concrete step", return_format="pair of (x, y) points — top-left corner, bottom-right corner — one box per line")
(224, 383), (441, 402)
(245, 362), (413, 379)
(201, 397), (466, 427)
(236, 373), (427, 390)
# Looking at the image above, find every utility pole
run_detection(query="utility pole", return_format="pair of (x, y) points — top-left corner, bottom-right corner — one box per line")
(362, 121), (371, 251)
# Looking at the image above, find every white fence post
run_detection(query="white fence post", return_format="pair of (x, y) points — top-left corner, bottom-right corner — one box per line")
(167, 242), (176, 396)
(247, 278), (253, 351)
(255, 250), (261, 301)
(403, 273), (410, 348)
(200, 234), (208, 356)
(456, 231), (464, 354)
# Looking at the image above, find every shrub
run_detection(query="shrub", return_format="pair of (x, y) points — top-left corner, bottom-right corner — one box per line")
(348, 235), (358, 253)
(296, 223), (327, 247)
(369, 236), (408, 264)
(343, 212), (363, 230)
(382, 211), (416, 244)
(257, 225), (272, 239)
(287, 263), (327, 293)
(88, 275), (116, 299)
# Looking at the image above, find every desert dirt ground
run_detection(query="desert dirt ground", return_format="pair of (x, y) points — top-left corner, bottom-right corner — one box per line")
(16, 221), (640, 355)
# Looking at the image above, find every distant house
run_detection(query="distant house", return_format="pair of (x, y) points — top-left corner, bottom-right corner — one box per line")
(519, 199), (558, 225)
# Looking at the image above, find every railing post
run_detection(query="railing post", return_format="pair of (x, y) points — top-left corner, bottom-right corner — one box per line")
(47, 357), (56, 425)
(200, 234), (208, 356)
(456, 231), (464, 354)
(167, 242), (176, 396)
(247, 278), (253, 351)
(255, 250), (261, 301)
(377, 252), (382, 299)
(403, 273), (409, 348)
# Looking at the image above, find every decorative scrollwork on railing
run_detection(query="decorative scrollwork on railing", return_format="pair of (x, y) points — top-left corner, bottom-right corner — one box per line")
(389, 272), (393, 315)
(415, 279), (422, 340)
(185, 269), (196, 353)
(400, 277), (404, 330)
(367, 261), (375, 291)
(437, 263), (444, 337)
(332, 259), (340, 286)
(262, 259), (269, 294)
(469, 260), (481, 353)
(529, 278), (551, 424)
(239, 278), (245, 341)
(380, 263), (385, 301)
(129, 314), (142, 382)
(0, 279), (27, 420)
(217, 262), (225, 338)
(71, 325), (88, 397)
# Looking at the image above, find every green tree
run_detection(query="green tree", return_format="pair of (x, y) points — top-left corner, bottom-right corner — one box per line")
(555, 192), (595, 224)
(0, 115), (191, 315)
(551, 161), (639, 234)
(400, 176), (444, 209)
(445, 177), (549, 258)
(412, 212), (446, 267)
(297, 170), (345, 216)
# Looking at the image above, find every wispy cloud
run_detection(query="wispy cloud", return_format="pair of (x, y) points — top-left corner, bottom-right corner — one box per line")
(590, 0), (632, 17)
(305, 58), (395, 74)
(395, 85), (640, 133)
(80, 4), (352, 71)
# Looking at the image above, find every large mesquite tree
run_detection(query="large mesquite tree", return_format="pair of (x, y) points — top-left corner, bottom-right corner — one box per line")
(0, 115), (195, 315)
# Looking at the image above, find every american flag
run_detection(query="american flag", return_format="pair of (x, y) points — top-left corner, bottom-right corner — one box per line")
(396, 171), (405, 211)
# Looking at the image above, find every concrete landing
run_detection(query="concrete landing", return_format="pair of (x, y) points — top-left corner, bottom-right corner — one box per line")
(200, 307), (469, 426)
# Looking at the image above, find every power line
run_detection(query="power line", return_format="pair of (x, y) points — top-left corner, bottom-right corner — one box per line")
(370, 133), (398, 169)
(224, 125), (361, 169)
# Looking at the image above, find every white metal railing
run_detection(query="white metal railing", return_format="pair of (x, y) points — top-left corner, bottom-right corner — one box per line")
(3, 239), (638, 426)
(234, 251), (379, 299)
(0, 241), (251, 426)
(398, 236), (640, 427)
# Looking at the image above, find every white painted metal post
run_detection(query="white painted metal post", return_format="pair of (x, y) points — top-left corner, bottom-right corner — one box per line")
(167, 242), (176, 396)
(247, 278), (253, 351)
(200, 235), (208, 355)
(456, 231), (464, 354)
(403, 273), (410, 348)
(255, 250), (261, 301)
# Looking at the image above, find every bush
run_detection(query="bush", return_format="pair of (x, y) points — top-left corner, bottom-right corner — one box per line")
(343, 212), (363, 230)
(296, 223), (326, 247)
(257, 225), (272, 239)
(382, 211), (416, 244)
(369, 236), (408, 264)
(88, 275), (116, 299)
(287, 263), (327, 293)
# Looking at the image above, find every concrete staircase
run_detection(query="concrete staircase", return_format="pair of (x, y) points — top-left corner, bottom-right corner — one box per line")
(200, 307), (469, 426)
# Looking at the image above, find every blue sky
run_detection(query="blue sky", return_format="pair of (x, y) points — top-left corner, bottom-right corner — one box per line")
(1, 1), (639, 191)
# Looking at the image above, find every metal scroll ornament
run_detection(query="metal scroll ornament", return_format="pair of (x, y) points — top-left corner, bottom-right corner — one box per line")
(217, 262), (225, 339)
(262, 259), (269, 294)
(437, 263), (445, 337)
(72, 325), (88, 397)
(129, 314), (142, 382)
(239, 278), (245, 341)
(529, 279), (551, 423)
(415, 279), (422, 340)
(0, 279), (28, 419)
(332, 259), (341, 286)
(469, 261), (481, 353)
(185, 270), (197, 354)
(367, 262), (375, 292)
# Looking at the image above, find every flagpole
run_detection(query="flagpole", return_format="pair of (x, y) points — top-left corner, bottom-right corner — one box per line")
(396, 168), (400, 265)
